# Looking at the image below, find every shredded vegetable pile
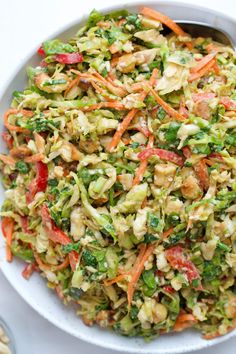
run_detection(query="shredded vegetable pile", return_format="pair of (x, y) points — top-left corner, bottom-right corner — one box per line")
(1, 7), (236, 340)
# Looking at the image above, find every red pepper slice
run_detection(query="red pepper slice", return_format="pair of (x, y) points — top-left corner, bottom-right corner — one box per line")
(26, 161), (48, 203)
(163, 285), (175, 293)
(41, 204), (71, 245)
(165, 246), (202, 289)
(182, 146), (191, 159)
(41, 204), (78, 271)
(138, 148), (184, 166)
(22, 263), (37, 280)
(208, 152), (223, 160)
(54, 53), (83, 64)
(37, 45), (83, 65)
(220, 97), (236, 111)
(1, 217), (15, 262)
(37, 46), (45, 57)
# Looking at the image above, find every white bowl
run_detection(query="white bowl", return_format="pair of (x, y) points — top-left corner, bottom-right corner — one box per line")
(0, 1), (236, 353)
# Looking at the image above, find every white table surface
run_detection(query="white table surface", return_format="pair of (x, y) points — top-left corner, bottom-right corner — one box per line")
(0, 0), (236, 353)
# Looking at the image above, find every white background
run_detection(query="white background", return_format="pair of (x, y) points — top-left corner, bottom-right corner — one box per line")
(0, 0), (236, 353)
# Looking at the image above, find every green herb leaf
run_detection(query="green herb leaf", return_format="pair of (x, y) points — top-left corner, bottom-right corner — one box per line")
(157, 107), (166, 120)
(142, 269), (156, 289)
(62, 242), (80, 254)
(15, 161), (29, 174)
(86, 9), (104, 28)
(48, 178), (58, 187)
(82, 249), (98, 267)
(143, 233), (158, 244)
(43, 79), (68, 86)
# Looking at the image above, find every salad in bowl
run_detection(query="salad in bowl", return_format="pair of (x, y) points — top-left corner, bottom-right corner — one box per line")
(0, 5), (236, 342)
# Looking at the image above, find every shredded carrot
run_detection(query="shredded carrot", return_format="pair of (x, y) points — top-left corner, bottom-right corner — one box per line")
(108, 69), (158, 152)
(71, 70), (127, 97)
(24, 153), (45, 163)
(91, 81), (113, 101)
(82, 101), (126, 112)
(33, 251), (70, 271)
(93, 71), (110, 84)
(93, 72), (127, 97)
(4, 109), (33, 133)
(127, 243), (156, 308)
(1, 217), (15, 262)
(213, 59), (220, 75)
(104, 273), (128, 286)
(163, 226), (174, 238)
(147, 86), (186, 121)
(107, 71), (117, 82)
(174, 312), (197, 332)
(64, 76), (80, 97)
(188, 59), (215, 82)
(108, 108), (139, 152)
(131, 82), (148, 92)
(133, 135), (154, 186)
(0, 154), (16, 166)
(104, 244), (147, 292)
(190, 52), (216, 74)
(140, 7), (192, 49)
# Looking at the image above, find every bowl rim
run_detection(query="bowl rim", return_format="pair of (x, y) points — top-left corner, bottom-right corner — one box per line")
(1, 1), (236, 353)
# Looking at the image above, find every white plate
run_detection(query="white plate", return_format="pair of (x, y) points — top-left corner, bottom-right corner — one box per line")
(0, 1), (236, 353)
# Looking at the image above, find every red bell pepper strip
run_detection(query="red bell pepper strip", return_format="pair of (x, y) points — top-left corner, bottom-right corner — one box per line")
(208, 152), (223, 160)
(41, 204), (78, 271)
(163, 285), (175, 293)
(37, 46), (45, 57)
(138, 148), (184, 166)
(219, 97), (236, 111)
(37, 45), (83, 64)
(182, 146), (191, 159)
(54, 53), (83, 64)
(1, 217), (15, 262)
(165, 246), (202, 289)
(26, 161), (48, 203)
